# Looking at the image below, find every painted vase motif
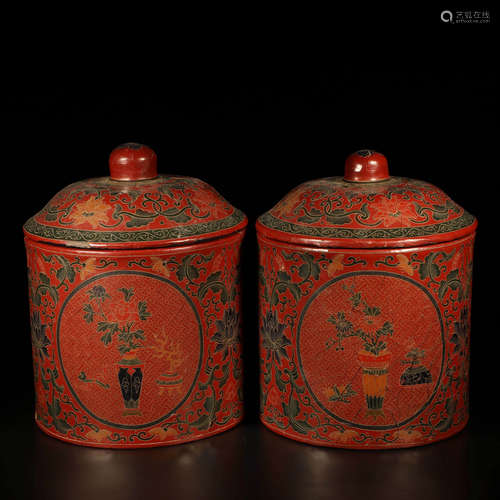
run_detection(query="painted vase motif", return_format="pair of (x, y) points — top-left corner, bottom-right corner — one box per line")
(23, 143), (247, 448)
(256, 150), (477, 449)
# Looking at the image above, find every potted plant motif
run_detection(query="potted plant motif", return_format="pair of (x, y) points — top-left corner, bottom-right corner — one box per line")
(83, 286), (151, 415)
(327, 284), (394, 417)
(400, 347), (432, 386)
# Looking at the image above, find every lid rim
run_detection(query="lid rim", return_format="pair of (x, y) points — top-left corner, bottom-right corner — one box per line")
(24, 211), (247, 250)
(256, 211), (477, 249)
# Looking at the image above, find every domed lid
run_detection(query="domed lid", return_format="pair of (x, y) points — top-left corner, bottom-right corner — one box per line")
(24, 143), (247, 249)
(257, 150), (476, 248)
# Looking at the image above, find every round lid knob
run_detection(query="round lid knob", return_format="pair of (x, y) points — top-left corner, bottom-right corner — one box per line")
(344, 150), (390, 182)
(109, 143), (158, 181)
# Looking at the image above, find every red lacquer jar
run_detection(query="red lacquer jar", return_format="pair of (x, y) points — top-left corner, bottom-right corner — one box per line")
(256, 150), (477, 449)
(23, 143), (247, 448)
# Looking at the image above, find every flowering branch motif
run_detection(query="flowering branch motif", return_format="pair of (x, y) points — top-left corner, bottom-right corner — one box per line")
(211, 308), (240, 361)
(42, 177), (228, 230)
(27, 250), (104, 439)
(30, 310), (50, 360)
(326, 384), (357, 403)
(261, 310), (291, 364)
(146, 247), (243, 436)
(83, 286), (152, 356)
(326, 284), (393, 355)
(258, 237), (473, 447)
(267, 176), (466, 233)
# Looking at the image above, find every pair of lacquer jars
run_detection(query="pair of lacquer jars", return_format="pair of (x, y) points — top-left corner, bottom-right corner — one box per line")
(24, 144), (477, 449)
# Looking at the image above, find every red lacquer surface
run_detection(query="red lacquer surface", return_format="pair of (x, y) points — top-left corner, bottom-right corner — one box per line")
(257, 150), (476, 449)
(24, 144), (247, 448)
(257, 234), (474, 448)
(109, 143), (158, 181)
(26, 233), (245, 447)
(257, 150), (476, 248)
(23, 143), (246, 249)
(344, 149), (390, 182)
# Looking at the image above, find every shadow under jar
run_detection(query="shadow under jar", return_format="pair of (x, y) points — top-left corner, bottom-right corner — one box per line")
(256, 150), (477, 449)
(23, 143), (247, 448)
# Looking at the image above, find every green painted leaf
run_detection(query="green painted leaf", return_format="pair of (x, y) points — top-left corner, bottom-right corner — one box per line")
(40, 367), (49, 390)
(48, 286), (58, 305)
(101, 331), (113, 345)
(203, 396), (215, 414)
(39, 273), (50, 285)
(298, 215), (320, 224)
(419, 254), (441, 281)
(125, 210), (154, 228)
(288, 284), (302, 303)
(263, 362), (272, 385)
(298, 263), (309, 279)
(118, 344), (131, 355)
(44, 212), (58, 221)
(220, 287), (228, 304)
(168, 212), (191, 223)
(98, 321), (113, 332)
(310, 260), (321, 281)
(189, 265), (200, 280)
(290, 418), (314, 435)
(277, 271), (291, 282)
(133, 329), (145, 340)
(286, 397), (300, 418)
(258, 266), (266, 286)
(217, 362), (231, 387)
(53, 417), (72, 434)
(207, 271), (222, 283)
(138, 301), (151, 320)
(119, 288), (135, 302)
(438, 281), (449, 300)
(326, 210), (351, 225)
(83, 303), (94, 323)
(275, 369), (287, 392)
(54, 397), (61, 416)
(176, 265), (186, 281)
(56, 256), (76, 283)
(214, 398), (222, 414)
(190, 414), (210, 430)
(56, 267), (67, 283)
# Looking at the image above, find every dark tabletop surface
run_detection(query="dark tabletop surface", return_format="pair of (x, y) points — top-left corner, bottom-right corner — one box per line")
(1, 401), (498, 500)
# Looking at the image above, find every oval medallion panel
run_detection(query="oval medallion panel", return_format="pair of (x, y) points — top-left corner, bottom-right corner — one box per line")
(57, 271), (203, 429)
(297, 271), (444, 430)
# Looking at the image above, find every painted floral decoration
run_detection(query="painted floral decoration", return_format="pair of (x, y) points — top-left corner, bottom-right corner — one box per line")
(326, 284), (393, 355)
(211, 307), (240, 360)
(450, 307), (469, 356)
(83, 286), (152, 357)
(71, 197), (111, 228)
(31, 310), (50, 359)
(261, 310), (291, 363)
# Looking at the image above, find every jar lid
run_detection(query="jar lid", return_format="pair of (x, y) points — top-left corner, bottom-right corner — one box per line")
(257, 150), (476, 248)
(24, 143), (247, 249)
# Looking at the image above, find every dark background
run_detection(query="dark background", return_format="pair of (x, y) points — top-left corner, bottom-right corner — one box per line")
(1, 9), (498, 499)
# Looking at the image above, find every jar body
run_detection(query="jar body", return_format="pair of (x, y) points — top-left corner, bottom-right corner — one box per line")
(258, 232), (474, 449)
(25, 231), (245, 448)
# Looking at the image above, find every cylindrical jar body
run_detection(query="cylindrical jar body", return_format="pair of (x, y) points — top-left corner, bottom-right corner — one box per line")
(23, 143), (247, 448)
(26, 232), (245, 448)
(258, 233), (474, 448)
